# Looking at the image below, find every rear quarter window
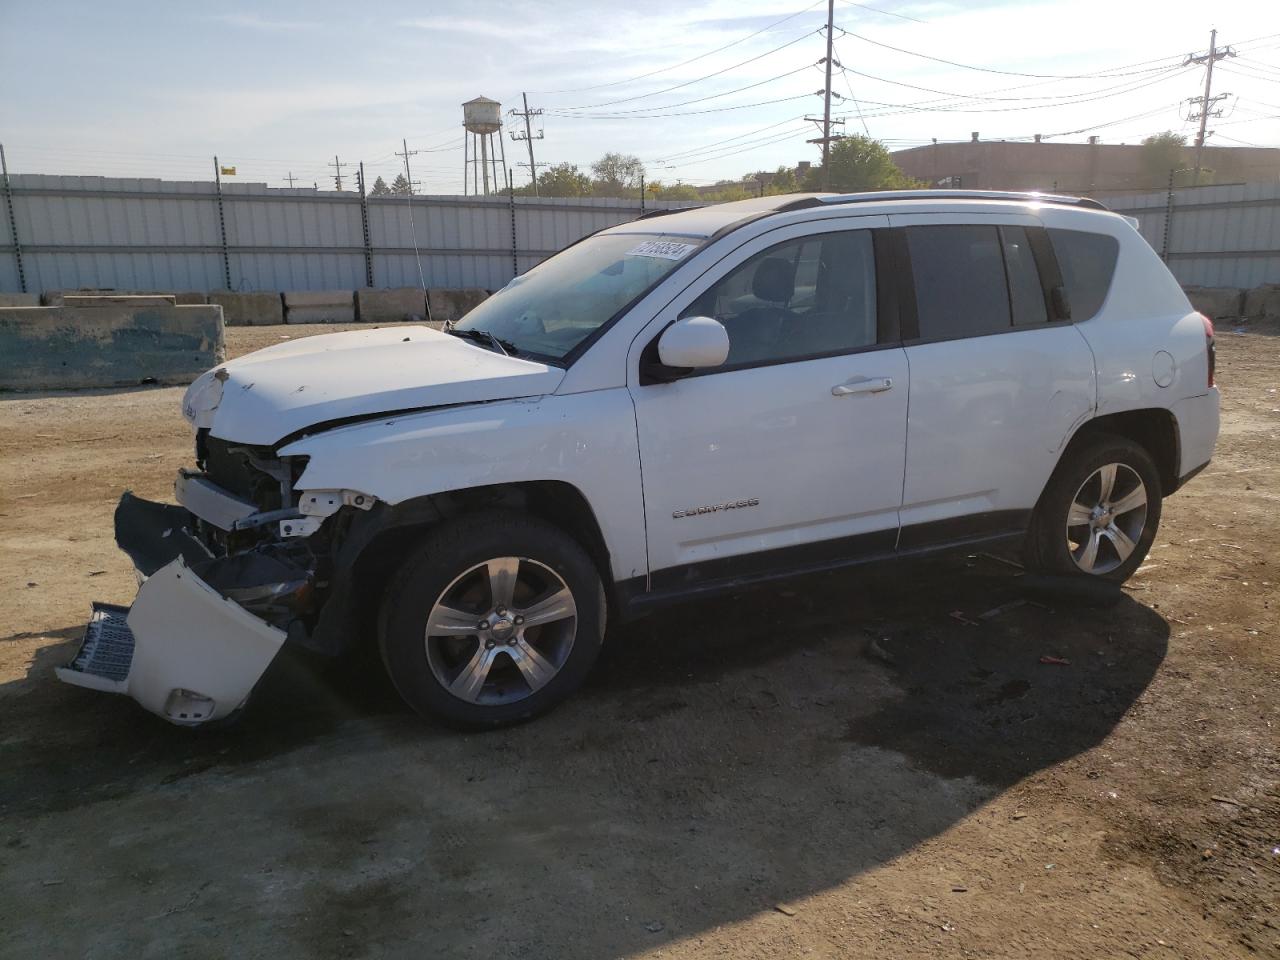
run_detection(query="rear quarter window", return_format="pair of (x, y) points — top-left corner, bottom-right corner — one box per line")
(1048, 229), (1119, 322)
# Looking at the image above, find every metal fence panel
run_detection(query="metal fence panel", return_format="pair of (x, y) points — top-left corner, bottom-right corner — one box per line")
(1107, 181), (1280, 289)
(13, 174), (1273, 297)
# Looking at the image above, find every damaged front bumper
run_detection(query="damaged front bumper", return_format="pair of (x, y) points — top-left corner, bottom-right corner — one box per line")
(56, 493), (309, 726)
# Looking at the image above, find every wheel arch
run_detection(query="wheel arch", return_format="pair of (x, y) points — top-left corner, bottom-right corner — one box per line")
(1059, 408), (1180, 496)
(310, 480), (615, 657)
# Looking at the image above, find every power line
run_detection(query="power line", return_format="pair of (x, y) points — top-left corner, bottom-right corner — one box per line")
(553, 29), (819, 111)
(833, 41), (871, 135)
(548, 92), (817, 120)
(830, 67), (1190, 119)
(833, 60), (1188, 104)
(655, 125), (812, 165)
(651, 115), (808, 162)
(546, 64), (817, 117)
(833, 0), (927, 24)
(529, 0), (825, 95)
(659, 128), (812, 168)
(837, 25), (1184, 79)
(1218, 64), (1280, 86)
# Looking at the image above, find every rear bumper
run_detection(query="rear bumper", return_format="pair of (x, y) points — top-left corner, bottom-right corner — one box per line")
(56, 492), (296, 726)
(1172, 389), (1220, 483)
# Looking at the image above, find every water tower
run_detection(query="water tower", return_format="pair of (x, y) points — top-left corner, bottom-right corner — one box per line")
(463, 96), (509, 196)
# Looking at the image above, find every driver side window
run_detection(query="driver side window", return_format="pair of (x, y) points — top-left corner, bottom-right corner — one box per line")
(682, 229), (877, 369)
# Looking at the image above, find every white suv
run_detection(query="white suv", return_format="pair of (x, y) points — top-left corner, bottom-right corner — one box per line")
(59, 190), (1220, 729)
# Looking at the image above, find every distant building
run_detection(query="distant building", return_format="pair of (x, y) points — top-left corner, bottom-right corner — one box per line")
(890, 137), (1280, 194)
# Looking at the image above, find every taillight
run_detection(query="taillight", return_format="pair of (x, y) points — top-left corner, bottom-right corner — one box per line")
(1200, 313), (1216, 388)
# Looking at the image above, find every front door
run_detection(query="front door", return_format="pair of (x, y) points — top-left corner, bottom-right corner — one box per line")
(628, 217), (910, 592)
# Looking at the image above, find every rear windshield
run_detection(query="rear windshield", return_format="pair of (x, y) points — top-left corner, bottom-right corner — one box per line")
(453, 232), (701, 361)
(1048, 229), (1119, 322)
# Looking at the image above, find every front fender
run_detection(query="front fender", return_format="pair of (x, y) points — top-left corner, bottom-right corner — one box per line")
(278, 392), (647, 584)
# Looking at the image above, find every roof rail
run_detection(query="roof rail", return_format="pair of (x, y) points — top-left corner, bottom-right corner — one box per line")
(636, 205), (704, 220)
(778, 189), (1109, 213)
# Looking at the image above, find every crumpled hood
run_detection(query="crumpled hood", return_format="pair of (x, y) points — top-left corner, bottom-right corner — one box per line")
(183, 325), (564, 445)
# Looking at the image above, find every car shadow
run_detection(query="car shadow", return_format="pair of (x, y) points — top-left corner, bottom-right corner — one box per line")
(1, 553), (1168, 958)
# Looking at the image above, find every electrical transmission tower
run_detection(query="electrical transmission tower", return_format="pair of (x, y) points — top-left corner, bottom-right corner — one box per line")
(329, 155), (348, 191)
(805, 0), (844, 190)
(1184, 28), (1236, 185)
(283, 172), (298, 188)
(509, 93), (545, 195)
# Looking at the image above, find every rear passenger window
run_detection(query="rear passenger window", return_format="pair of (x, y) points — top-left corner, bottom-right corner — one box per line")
(1048, 229), (1119, 322)
(1001, 226), (1049, 326)
(906, 225), (1010, 339)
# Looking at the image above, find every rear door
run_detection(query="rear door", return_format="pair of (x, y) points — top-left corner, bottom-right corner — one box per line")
(888, 212), (1096, 548)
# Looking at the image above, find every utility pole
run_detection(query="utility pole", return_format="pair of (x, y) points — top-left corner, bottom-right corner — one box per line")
(329, 155), (347, 191)
(1184, 28), (1235, 186)
(283, 172), (298, 188)
(822, 0), (834, 189)
(804, 0), (844, 190)
(396, 139), (426, 292)
(396, 138), (421, 195)
(509, 93), (545, 195)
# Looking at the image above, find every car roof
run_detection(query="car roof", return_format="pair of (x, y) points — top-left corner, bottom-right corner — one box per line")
(600, 189), (1112, 241)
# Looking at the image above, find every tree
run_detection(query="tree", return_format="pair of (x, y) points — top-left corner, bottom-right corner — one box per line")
(1140, 131), (1188, 186)
(804, 135), (921, 192)
(369, 176), (390, 197)
(591, 152), (645, 197)
(649, 180), (701, 201)
(389, 173), (411, 196)
(703, 182), (752, 202)
(536, 162), (593, 197)
(761, 165), (800, 196)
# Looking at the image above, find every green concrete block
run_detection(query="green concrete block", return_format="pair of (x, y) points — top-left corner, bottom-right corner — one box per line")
(0, 304), (225, 390)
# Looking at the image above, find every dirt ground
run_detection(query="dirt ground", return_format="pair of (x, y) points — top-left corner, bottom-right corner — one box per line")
(1, 323), (1277, 959)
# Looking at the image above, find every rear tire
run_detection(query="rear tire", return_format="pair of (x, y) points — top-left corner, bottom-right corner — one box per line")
(1025, 433), (1162, 584)
(379, 512), (605, 729)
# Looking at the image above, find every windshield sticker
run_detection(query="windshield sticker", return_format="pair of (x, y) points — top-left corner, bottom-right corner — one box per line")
(626, 239), (698, 261)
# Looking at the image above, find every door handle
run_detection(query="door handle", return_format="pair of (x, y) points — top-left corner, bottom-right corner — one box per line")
(832, 376), (893, 397)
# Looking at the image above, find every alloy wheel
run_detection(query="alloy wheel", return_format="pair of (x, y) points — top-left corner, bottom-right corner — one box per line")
(424, 557), (577, 705)
(1065, 462), (1149, 575)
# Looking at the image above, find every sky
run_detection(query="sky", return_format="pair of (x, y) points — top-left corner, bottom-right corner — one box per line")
(1, 0), (1277, 192)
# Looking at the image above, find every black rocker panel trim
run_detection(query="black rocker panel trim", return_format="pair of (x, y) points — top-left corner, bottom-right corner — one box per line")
(616, 509), (1031, 615)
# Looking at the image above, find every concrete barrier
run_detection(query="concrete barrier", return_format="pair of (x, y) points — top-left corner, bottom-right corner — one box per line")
(0, 302), (225, 390)
(208, 292), (284, 326)
(427, 288), (489, 323)
(63, 294), (177, 308)
(39, 289), (207, 307)
(0, 293), (39, 308)
(1243, 284), (1280, 320)
(1183, 286), (1244, 320)
(284, 290), (356, 324)
(356, 287), (429, 323)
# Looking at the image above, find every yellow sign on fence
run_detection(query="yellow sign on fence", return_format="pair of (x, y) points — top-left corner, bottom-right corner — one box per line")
(220, 166), (236, 176)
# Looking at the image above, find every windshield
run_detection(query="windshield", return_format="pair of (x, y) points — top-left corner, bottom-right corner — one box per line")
(453, 232), (702, 360)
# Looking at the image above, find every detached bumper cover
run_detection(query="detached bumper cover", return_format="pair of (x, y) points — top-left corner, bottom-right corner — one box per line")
(57, 492), (293, 725)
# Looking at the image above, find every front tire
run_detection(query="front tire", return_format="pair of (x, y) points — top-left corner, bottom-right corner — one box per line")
(379, 512), (606, 729)
(1025, 433), (1162, 583)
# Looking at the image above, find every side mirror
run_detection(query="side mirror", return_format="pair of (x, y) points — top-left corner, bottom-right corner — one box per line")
(657, 316), (730, 370)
